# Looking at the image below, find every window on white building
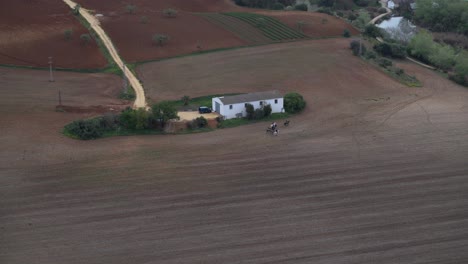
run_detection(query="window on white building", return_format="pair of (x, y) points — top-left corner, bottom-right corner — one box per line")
(229, 105), (233, 109)
(274, 99), (278, 104)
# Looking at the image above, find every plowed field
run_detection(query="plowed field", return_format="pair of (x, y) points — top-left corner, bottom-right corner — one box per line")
(97, 12), (248, 63)
(256, 11), (360, 38)
(0, 0), (107, 69)
(2, 40), (468, 263)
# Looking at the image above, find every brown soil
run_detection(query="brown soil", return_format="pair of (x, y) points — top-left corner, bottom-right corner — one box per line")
(0, 0), (107, 69)
(100, 12), (248, 63)
(76, 0), (244, 13)
(2, 39), (468, 263)
(256, 11), (360, 38)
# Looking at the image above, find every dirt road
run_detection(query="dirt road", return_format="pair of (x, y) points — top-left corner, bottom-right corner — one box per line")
(370, 0), (391, 25)
(61, 0), (146, 108)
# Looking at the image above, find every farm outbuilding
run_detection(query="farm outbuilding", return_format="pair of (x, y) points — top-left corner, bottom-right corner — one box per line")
(212, 91), (283, 119)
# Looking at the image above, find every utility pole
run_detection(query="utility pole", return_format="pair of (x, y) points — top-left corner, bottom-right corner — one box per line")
(359, 35), (362, 56)
(122, 64), (128, 93)
(48, 56), (54, 82)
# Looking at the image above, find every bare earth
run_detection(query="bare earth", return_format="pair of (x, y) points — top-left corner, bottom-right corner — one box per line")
(2, 39), (468, 263)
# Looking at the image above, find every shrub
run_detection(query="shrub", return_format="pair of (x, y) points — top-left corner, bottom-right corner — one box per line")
(64, 29), (73, 40)
(337, 11), (344, 17)
(80, 34), (91, 45)
(140, 16), (148, 24)
(364, 24), (382, 38)
(348, 13), (357, 21)
(294, 3), (308, 11)
(350, 40), (366, 56)
(194, 116), (208, 128)
(65, 119), (103, 140)
(245, 103), (254, 120)
(317, 7), (333, 15)
(181, 95), (190, 106)
(100, 113), (119, 130)
(377, 57), (393, 68)
(253, 108), (265, 119)
(163, 8), (178, 17)
(285, 5), (294, 11)
(374, 42), (406, 58)
(354, 0), (370, 7)
(126, 4), (137, 14)
(152, 34), (170, 46)
(343, 29), (351, 38)
(364, 50), (377, 59)
(272, 3), (285, 10)
(449, 73), (467, 86)
(263, 104), (272, 117)
(284, 92), (306, 113)
(378, 7), (387, 14)
(72, 4), (80, 15)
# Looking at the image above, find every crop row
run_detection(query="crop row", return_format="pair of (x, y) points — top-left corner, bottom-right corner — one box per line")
(199, 13), (271, 44)
(224, 12), (306, 41)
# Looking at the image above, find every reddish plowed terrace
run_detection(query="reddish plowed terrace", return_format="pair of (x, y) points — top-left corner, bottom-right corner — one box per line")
(98, 12), (248, 63)
(73, 0), (248, 62)
(0, 0), (107, 69)
(76, 0), (244, 13)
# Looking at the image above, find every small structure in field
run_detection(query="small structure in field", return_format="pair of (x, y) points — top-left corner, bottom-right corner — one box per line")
(212, 91), (283, 119)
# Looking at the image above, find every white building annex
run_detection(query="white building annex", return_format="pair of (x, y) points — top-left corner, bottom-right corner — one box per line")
(212, 91), (284, 119)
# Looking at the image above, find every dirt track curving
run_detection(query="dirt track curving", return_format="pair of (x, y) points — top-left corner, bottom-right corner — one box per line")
(61, 0), (146, 108)
(2, 39), (468, 263)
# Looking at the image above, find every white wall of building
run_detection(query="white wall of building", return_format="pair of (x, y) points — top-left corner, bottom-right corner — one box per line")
(212, 97), (284, 119)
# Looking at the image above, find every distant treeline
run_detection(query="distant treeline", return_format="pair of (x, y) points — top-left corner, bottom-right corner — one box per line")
(233, 0), (296, 9)
(414, 0), (468, 35)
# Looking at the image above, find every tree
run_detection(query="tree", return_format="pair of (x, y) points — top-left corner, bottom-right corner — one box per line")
(64, 29), (73, 40)
(119, 107), (138, 129)
(245, 103), (254, 120)
(263, 104), (272, 117)
(163, 8), (178, 17)
(364, 24), (382, 38)
(284, 92), (306, 113)
(126, 4), (137, 14)
(353, 10), (371, 30)
(135, 108), (150, 130)
(429, 44), (456, 70)
(72, 4), (80, 15)
(408, 31), (435, 62)
(181, 95), (190, 106)
(343, 29), (351, 38)
(350, 40), (366, 56)
(140, 16), (149, 24)
(294, 3), (308, 11)
(152, 101), (179, 127)
(272, 3), (285, 10)
(152, 34), (170, 46)
(80, 34), (91, 45)
(455, 52), (468, 77)
(65, 119), (103, 140)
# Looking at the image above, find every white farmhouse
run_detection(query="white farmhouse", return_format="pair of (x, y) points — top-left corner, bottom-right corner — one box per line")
(212, 91), (284, 119)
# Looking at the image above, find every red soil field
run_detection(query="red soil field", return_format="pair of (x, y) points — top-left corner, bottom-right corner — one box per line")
(75, 0), (244, 13)
(98, 12), (248, 63)
(256, 11), (360, 38)
(0, 0), (107, 69)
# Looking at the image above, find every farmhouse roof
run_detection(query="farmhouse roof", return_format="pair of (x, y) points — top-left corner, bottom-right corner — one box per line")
(218, 91), (282, 105)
